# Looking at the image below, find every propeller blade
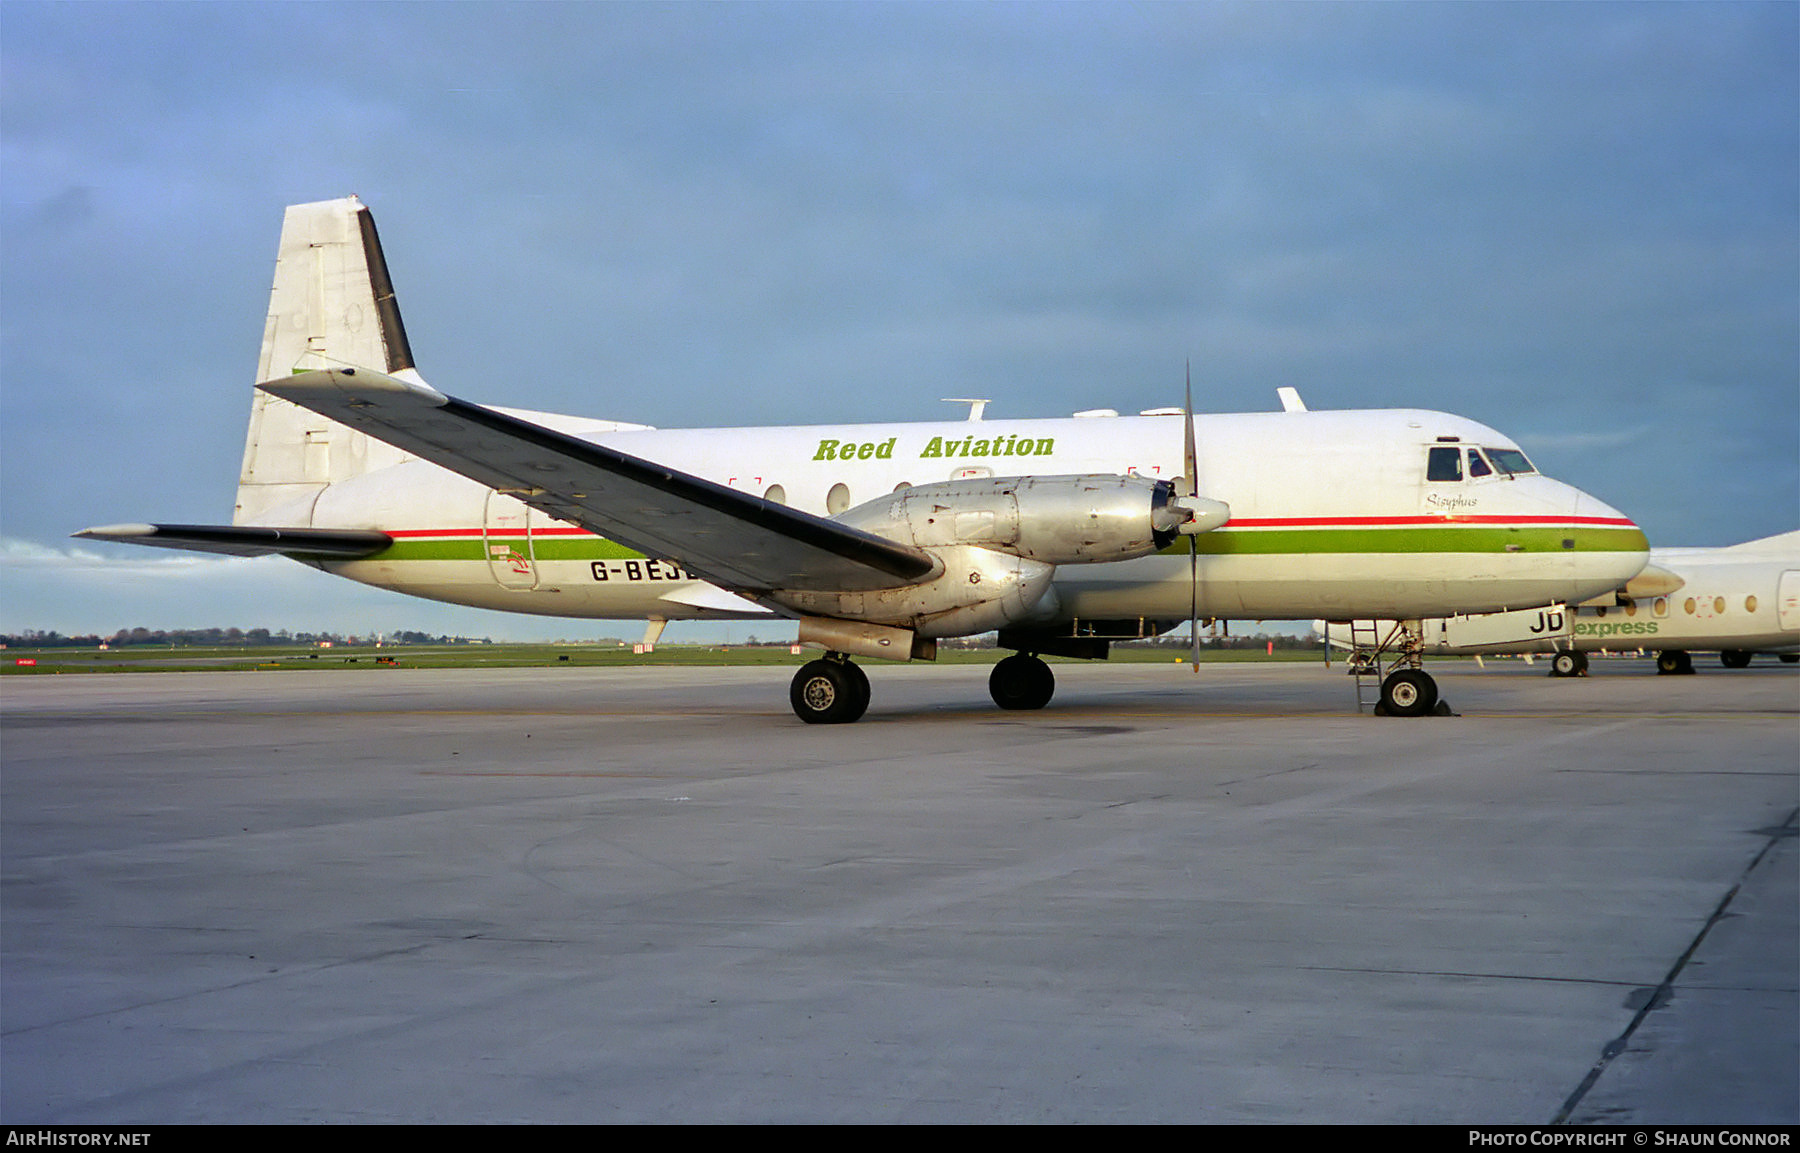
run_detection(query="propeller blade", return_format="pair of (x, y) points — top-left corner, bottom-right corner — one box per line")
(1181, 364), (1198, 498)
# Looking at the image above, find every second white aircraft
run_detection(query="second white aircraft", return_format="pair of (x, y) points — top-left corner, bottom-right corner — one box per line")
(1319, 532), (1800, 677)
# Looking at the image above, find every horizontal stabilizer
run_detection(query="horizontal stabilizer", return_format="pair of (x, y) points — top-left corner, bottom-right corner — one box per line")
(75, 523), (393, 559)
(257, 368), (940, 593)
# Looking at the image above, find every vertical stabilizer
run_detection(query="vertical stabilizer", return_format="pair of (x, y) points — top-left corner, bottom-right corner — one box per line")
(236, 197), (420, 524)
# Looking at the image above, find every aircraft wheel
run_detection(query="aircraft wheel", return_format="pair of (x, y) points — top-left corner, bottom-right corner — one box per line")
(841, 661), (871, 721)
(1656, 650), (1694, 675)
(1782, 654), (1798, 664)
(1379, 669), (1438, 717)
(1551, 651), (1588, 678)
(1720, 650), (1753, 669)
(989, 653), (1055, 710)
(790, 659), (869, 724)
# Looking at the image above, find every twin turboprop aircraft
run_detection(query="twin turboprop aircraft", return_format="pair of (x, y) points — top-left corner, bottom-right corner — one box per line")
(78, 197), (1651, 722)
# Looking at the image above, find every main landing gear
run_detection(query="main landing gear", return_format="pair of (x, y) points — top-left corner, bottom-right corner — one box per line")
(1656, 649), (1695, 675)
(989, 652), (1055, 711)
(788, 650), (1060, 723)
(789, 655), (870, 724)
(1659, 649), (1762, 673)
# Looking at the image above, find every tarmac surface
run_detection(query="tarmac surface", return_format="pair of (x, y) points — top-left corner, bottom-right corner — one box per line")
(3, 658), (1795, 1124)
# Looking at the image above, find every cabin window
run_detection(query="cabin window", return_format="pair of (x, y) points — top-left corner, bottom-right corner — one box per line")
(1486, 448), (1536, 476)
(1426, 446), (1463, 482)
(826, 482), (851, 515)
(1746, 595), (1758, 613)
(763, 484), (787, 506)
(1467, 450), (1493, 478)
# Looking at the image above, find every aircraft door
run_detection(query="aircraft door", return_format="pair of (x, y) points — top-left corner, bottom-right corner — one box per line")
(483, 491), (538, 590)
(1779, 570), (1800, 631)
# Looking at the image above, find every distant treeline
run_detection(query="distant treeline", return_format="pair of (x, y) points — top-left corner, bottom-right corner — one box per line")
(1, 628), (492, 648)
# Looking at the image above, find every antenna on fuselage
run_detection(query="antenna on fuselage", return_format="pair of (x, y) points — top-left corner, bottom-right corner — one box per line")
(941, 398), (989, 421)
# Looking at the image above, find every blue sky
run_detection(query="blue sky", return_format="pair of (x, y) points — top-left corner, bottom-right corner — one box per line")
(3, 1), (1795, 641)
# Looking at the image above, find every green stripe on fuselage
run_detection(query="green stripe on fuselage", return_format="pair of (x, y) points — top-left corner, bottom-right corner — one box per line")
(1168, 525), (1650, 557)
(359, 524), (1650, 565)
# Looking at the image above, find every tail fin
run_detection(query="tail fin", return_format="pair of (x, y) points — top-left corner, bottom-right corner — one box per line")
(235, 197), (421, 524)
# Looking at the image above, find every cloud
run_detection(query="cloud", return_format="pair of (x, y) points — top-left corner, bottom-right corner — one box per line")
(4, 536), (237, 574)
(2, 2), (1793, 615)
(0, 539), (785, 644)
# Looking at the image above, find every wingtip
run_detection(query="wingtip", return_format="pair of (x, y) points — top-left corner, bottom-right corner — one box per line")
(258, 364), (449, 407)
(73, 523), (157, 541)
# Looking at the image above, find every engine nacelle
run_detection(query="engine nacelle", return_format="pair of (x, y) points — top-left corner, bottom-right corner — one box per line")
(834, 474), (1187, 565)
(773, 545), (1059, 639)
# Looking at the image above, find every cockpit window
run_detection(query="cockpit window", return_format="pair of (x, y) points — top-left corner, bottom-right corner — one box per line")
(1467, 449), (1493, 478)
(1486, 448), (1536, 476)
(1426, 446), (1463, 482)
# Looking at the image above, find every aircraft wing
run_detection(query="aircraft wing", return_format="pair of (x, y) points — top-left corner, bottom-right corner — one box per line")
(74, 523), (393, 559)
(258, 368), (939, 593)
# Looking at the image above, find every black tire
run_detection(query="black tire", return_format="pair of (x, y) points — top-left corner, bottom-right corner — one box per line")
(1720, 650), (1752, 670)
(1379, 669), (1438, 717)
(1551, 651), (1587, 678)
(841, 661), (871, 722)
(1656, 650), (1693, 675)
(790, 660), (868, 724)
(989, 653), (1055, 711)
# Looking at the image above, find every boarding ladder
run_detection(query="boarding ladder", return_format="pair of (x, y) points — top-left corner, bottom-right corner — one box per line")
(1346, 619), (1385, 713)
(1338, 619), (1427, 713)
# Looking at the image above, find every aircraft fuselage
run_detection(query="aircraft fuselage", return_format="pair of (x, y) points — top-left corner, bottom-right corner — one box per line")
(296, 406), (1647, 627)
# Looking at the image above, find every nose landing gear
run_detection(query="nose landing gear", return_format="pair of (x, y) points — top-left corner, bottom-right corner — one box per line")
(1343, 620), (1456, 718)
(1378, 667), (1440, 717)
(1550, 650), (1589, 677)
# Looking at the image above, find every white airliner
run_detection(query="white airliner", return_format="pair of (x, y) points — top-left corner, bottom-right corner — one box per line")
(1318, 532), (1800, 677)
(78, 197), (1651, 722)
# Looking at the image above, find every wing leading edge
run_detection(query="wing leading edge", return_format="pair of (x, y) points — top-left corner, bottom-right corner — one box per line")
(74, 523), (393, 559)
(257, 368), (939, 594)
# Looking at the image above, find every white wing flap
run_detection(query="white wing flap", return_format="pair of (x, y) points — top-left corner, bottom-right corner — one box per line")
(257, 368), (939, 593)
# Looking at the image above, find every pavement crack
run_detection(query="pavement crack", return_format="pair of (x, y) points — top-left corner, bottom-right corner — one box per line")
(1550, 804), (1800, 1125)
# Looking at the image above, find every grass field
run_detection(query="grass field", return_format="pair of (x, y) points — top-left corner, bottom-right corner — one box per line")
(0, 642), (1328, 675)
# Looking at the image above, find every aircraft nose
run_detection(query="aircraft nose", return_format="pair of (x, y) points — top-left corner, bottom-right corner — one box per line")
(1570, 485), (1650, 584)
(1575, 489), (1632, 525)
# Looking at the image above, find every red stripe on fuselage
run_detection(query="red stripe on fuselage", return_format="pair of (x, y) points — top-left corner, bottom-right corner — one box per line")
(384, 515), (1638, 539)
